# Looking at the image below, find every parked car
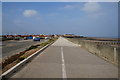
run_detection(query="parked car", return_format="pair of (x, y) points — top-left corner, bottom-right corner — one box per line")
(7, 37), (13, 40)
(45, 37), (50, 39)
(23, 37), (27, 40)
(14, 37), (21, 40)
(34, 37), (40, 41)
(28, 36), (33, 39)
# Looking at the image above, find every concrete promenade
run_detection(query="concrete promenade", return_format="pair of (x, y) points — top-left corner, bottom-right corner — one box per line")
(10, 37), (118, 78)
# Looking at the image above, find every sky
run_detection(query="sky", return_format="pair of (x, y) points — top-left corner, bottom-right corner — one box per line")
(2, 2), (118, 38)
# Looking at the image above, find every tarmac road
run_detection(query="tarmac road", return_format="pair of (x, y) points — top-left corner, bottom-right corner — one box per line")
(9, 37), (118, 78)
(2, 39), (48, 59)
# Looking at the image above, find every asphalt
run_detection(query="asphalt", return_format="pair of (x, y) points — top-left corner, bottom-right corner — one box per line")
(9, 37), (118, 78)
(2, 39), (48, 59)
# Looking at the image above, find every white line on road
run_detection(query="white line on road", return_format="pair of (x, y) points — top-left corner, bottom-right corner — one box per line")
(61, 47), (67, 80)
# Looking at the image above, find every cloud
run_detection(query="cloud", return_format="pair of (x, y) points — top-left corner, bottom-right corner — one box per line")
(23, 9), (38, 17)
(82, 2), (101, 14)
(60, 4), (81, 10)
(82, 2), (105, 18)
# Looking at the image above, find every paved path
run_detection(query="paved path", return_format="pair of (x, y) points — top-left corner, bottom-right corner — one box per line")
(10, 37), (118, 78)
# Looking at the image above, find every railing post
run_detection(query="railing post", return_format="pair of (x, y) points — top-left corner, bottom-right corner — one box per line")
(114, 48), (117, 63)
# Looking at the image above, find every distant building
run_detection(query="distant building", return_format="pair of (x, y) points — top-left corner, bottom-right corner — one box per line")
(63, 34), (84, 38)
(39, 34), (45, 37)
(64, 34), (75, 36)
(63, 34), (76, 38)
(25, 35), (29, 37)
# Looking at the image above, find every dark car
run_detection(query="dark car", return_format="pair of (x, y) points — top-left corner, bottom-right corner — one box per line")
(14, 37), (21, 40)
(34, 37), (40, 41)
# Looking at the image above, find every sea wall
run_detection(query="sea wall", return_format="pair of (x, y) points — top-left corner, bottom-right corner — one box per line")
(65, 37), (119, 65)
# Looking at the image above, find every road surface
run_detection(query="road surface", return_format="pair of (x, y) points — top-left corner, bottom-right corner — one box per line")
(9, 37), (118, 78)
(2, 39), (48, 59)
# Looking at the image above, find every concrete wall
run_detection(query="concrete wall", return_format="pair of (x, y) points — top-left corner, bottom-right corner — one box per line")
(66, 38), (119, 65)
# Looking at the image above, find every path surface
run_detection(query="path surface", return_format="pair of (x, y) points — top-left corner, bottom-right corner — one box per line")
(10, 37), (118, 78)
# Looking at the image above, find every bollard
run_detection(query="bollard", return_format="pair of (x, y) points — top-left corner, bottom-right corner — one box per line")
(114, 48), (117, 63)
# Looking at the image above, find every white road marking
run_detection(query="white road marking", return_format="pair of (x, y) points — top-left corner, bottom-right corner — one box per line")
(61, 47), (67, 79)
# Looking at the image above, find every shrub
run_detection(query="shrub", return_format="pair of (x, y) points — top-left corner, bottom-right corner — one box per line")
(19, 57), (25, 61)
(36, 44), (40, 46)
(18, 52), (25, 56)
(49, 39), (54, 42)
(28, 46), (38, 50)
(16, 60), (20, 63)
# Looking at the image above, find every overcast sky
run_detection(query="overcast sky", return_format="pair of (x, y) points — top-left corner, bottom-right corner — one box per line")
(2, 2), (118, 38)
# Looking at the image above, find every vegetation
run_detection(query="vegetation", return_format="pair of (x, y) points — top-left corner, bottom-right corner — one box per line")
(18, 52), (25, 56)
(25, 45), (40, 51)
(19, 57), (25, 61)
